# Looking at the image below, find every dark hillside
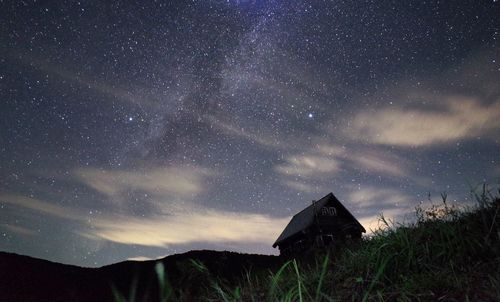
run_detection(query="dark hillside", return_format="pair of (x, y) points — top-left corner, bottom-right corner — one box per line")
(0, 250), (280, 302)
(1, 193), (498, 301)
(0, 252), (100, 302)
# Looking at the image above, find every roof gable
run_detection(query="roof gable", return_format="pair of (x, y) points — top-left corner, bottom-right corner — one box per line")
(272, 192), (365, 247)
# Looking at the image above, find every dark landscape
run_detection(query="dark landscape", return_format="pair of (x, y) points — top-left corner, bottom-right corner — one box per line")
(2, 192), (499, 302)
(0, 250), (281, 302)
(1, 1), (500, 301)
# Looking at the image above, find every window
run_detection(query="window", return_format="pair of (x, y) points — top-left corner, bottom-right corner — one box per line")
(320, 207), (337, 216)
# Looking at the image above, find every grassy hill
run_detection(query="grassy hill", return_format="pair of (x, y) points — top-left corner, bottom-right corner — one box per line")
(1, 188), (498, 301)
(126, 189), (499, 302)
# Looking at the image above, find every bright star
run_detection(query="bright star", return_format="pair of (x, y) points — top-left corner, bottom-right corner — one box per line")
(308, 113), (314, 118)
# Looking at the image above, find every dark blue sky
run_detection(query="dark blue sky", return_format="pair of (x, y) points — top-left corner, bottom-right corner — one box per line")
(1, 0), (499, 267)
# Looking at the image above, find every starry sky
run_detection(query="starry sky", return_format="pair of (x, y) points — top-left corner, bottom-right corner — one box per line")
(1, 0), (499, 267)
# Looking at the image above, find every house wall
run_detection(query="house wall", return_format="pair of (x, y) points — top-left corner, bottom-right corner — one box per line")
(278, 202), (363, 256)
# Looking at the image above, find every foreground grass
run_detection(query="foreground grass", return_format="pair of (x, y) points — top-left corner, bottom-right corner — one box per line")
(115, 187), (500, 301)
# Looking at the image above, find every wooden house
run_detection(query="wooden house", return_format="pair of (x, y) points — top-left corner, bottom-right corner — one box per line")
(272, 192), (366, 256)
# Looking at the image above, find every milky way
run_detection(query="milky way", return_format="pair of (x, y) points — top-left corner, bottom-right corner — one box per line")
(1, 0), (499, 267)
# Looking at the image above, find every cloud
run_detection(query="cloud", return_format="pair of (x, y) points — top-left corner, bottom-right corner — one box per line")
(1, 192), (289, 249)
(83, 211), (289, 247)
(7, 51), (161, 109)
(1, 224), (37, 237)
(75, 166), (213, 200)
(275, 155), (342, 177)
(207, 116), (285, 149)
(127, 255), (167, 261)
(275, 143), (422, 192)
(282, 180), (326, 193)
(357, 208), (412, 234)
(347, 98), (500, 146)
(348, 151), (407, 177)
(348, 186), (412, 208)
(346, 186), (415, 233)
(3, 184), (415, 243)
(0, 193), (83, 221)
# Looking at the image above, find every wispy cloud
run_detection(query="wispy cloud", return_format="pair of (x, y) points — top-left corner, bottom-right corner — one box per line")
(0, 193), (83, 221)
(282, 180), (328, 193)
(1, 191), (289, 249)
(347, 98), (500, 147)
(83, 211), (289, 247)
(207, 116), (285, 149)
(346, 186), (415, 233)
(348, 150), (408, 177)
(75, 166), (213, 200)
(1, 224), (37, 237)
(7, 51), (159, 108)
(275, 142), (422, 192)
(347, 186), (412, 208)
(275, 154), (342, 177)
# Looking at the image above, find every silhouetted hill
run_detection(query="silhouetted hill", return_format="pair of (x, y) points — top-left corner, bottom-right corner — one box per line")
(0, 250), (281, 302)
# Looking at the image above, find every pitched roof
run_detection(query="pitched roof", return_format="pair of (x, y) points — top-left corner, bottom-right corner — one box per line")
(272, 192), (365, 248)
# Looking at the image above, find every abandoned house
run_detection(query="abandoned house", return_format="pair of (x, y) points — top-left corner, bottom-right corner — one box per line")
(273, 192), (366, 256)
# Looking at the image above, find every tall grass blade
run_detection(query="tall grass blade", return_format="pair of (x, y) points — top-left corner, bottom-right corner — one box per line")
(268, 260), (292, 299)
(362, 254), (390, 302)
(315, 253), (330, 302)
(292, 259), (303, 302)
(155, 262), (172, 302)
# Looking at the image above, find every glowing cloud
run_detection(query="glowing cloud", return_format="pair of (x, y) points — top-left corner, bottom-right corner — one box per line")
(84, 211), (289, 247)
(347, 98), (500, 146)
(75, 166), (213, 199)
(1, 192), (289, 249)
(127, 256), (162, 261)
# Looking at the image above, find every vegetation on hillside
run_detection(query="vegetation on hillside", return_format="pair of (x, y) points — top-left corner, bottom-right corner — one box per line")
(114, 186), (500, 302)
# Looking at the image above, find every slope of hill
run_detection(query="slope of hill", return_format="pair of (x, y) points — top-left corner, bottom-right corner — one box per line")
(0, 250), (280, 302)
(1, 192), (498, 301)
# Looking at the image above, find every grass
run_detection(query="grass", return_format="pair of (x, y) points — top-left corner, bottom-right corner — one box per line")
(114, 186), (500, 301)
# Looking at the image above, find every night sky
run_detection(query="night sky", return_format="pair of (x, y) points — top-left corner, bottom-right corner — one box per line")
(1, 0), (499, 267)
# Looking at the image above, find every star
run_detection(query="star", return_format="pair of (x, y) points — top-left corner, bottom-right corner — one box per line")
(0, 0), (497, 267)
